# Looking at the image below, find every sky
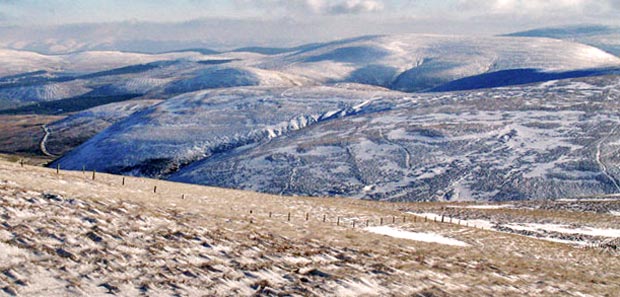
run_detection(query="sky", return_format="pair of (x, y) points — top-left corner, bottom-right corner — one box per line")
(0, 0), (619, 52)
(0, 0), (618, 25)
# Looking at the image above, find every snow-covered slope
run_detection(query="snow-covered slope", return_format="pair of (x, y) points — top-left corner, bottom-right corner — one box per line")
(162, 66), (312, 94)
(0, 80), (91, 104)
(52, 84), (394, 176)
(166, 77), (620, 201)
(45, 99), (161, 156)
(506, 25), (620, 57)
(264, 34), (620, 91)
(6, 33), (620, 201)
(0, 48), (208, 77)
(53, 76), (620, 201)
(2, 33), (619, 103)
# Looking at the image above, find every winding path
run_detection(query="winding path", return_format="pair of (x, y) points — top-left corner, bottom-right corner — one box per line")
(596, 124), (620, 192)
(40, 124), (58, 158)
(379, 129), (412, 170)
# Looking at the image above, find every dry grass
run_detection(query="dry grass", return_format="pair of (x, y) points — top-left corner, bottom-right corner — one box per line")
(0, 160), (619, 296)
(0, 115), (63, 156)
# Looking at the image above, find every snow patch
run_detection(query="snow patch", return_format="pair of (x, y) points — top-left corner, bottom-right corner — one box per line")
(505, 223), (620, 238)
(446, 204), (514, 209)
(365, 226), (469, 247)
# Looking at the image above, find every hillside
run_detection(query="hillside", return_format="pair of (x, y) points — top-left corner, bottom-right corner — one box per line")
(53, 76), (620, 201)
(263, 34), (620, 92)
(506, 25), (620, 57)
(1, 160), (619, 296)
(2, 33), (620, 201)
(2, 33), (619, 110)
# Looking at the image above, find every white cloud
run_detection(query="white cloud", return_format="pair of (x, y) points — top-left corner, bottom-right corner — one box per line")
(455, 0), (615, 15)
(234, 0), (384, 15)
(326, 0), (385, 14)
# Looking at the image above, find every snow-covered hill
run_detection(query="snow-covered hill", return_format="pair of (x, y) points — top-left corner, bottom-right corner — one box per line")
(2, 33), (619, 108)
(45, 100), (161, 156)
(264, 34), (620, 91)
(52, 84), (395, 177)
(0, 81), (91, 104)
(506, 25), (620, 57)
(0, 48), (207, 78)
(52, 76), (620, 201)
(4, 32), (620, 201)
(166, 77), (620, 201)
(507, 25), (620, 57)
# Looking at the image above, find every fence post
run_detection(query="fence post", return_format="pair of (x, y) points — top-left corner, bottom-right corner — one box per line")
(323, 214), (326, 222)
(441, 215), (444, 223)
(380, 218), (383, 225)
(92, 170), (96, 180)
(305, 213), (309, 221)
(352, 221), (356, 228)
(287, 212), (291, 222)
(366, 220), (369, 227)
(182, 194), (185, 200)
(269, 212), (272, 218)
(403, 216), (406, 223)
(337, 217), (340, 226)
(392, 216), (395, 223)
(122, 177), (125, 186)
(153, 186), (157, 193)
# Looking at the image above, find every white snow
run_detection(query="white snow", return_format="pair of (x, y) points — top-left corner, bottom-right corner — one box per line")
(505, 223), (620, 238)
(408, 212), (620, 246)
(0, 48), (206, 76)
(556, 198), (620, 202)
(446, 204), (514, 209)
(365, 226), (469, 247)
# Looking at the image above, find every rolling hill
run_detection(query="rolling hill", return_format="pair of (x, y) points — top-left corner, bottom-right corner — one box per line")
(2, 33), (619, 109)
(2, 32), (620, 201)
(52, 75), (620, 201)
(506, 25), (620, 57)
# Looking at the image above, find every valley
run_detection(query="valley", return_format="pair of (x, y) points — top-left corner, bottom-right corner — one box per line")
(1, 29), (620, 202)
(2, 1), (620, 295)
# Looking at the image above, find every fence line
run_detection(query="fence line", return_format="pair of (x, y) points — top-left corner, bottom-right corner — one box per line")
(52, 165), (477, 232)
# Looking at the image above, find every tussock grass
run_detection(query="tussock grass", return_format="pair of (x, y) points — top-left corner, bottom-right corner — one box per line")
(0, 160), (619, 296)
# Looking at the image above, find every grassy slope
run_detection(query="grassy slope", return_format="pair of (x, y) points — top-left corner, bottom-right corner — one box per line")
(0, 160), (618, 296)
(0, 115), (64, 158)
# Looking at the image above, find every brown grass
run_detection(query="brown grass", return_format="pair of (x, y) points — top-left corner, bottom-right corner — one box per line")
(0, 114), (64, 156)
(0, 161), (619, 296)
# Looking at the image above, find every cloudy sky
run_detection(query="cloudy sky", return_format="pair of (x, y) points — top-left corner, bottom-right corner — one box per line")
(0, 0), (619, 52)
(1, 0), (618, 24)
